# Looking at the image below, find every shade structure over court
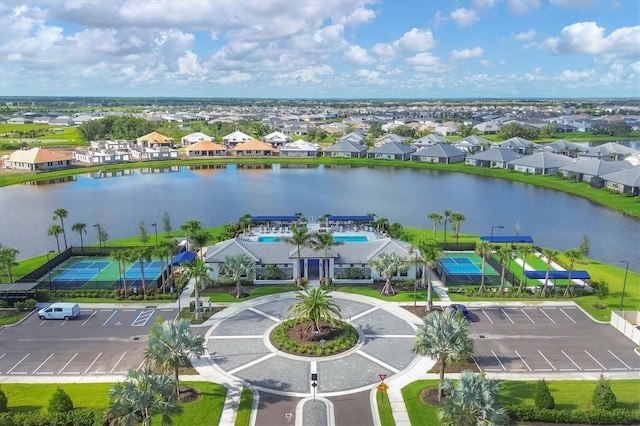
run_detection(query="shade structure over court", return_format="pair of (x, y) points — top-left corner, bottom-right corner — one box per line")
(172, 251), (196, 265)
(0, 282), (38, 300)
(524, 270), (591, 280)
(480, 236), (534, 243)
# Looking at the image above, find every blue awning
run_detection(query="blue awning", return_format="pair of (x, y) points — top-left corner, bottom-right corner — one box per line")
(251, 216), (299, 222)
(480, 236), (534, 243)
(327, 215), (374, 222)
(524, 270), (590, 280)
(172, 251), (196, 265)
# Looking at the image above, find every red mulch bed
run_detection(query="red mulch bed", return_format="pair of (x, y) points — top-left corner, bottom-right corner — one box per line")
(285, 321), (345, 343)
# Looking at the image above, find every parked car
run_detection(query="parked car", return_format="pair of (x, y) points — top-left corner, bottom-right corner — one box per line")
(450, 303), (472, 321)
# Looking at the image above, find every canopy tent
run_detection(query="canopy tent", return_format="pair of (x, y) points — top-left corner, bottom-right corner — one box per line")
(480, 236), (534, 243)
(524, 270), (590, 280)
(172, 251), (196, 266)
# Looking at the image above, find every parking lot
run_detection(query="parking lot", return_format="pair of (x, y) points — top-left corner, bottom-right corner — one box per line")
(468, 306), (640, 373)
(0, 306), (179, 376)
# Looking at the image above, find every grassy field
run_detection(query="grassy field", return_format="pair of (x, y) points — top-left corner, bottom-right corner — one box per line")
(377, 390), (396, 426)
(234, 386), (254, 426)
(401, 380), (441, 425)
(338, 286), (441, 303)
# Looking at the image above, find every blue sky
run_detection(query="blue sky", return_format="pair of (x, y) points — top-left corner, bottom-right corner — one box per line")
(1, 0), (639, 98)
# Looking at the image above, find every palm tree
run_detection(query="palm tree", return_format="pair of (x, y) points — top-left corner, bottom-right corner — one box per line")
(370, 252), (408, 296)
(374, 217), (390, 234)
(131, 246), (151, 299)
(111, 249), (131, 299)
(517, 244), (535, 296)
(443, 208), (453, 242)
(52, 208), (69, 250)
(282, 225), (316, 287)
(412, 309), (473, 401)
(497, 246), (514, 296)
(183, 258), (211, 321)
(190, 230), (210, 261)
(106, 367), (181, 426)
(412, 239), (443, 312)
(219, 254), (255, 298)
(180, 220), (201, 252)
(313, 232), (344, 285)
(288, 287), (342, 334)
(540, 248), (560, 297)
(153, 243), (174, 293)
(71, 222), (87, 249)
(563, 249), (583, 297)
(438, 371), (508, 426)
(475, 241), (492, 295)
(0, 246), (19, 283)
(450, 212), (466, 244)
(237, 214), (253, 235)
(427, 213), (443, 240)
(145, 319), (205, 397)
(47, 224), (63, 252)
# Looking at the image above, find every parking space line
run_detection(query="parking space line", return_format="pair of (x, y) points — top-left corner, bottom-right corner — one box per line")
(60, 319), (67, 327)
(137, 360), (146, 371)
(539, 309), (556, 324)
(607, 350), (631, 370)
(58, 353), (78, 374)
(482, 309), (494, 324)
(560, 308), (577, 324)
(501, 309), (514, 324)
(520, 309), (535, 324)
(82, 311), (97, 326)
(103, 311), (118, 326)
(131, 309), (155, 327)
(535, 368), (553, 372)
(7, 354), (30, 374)
(584, 350), (606, 370)
(561, 350), (581, 370)
(538, 350), (556, 371)
(0, 353), (5, 360)
(110, 352), (127, 374)
(32, 353), (55, 374)
(514, 350), (531, 371)
(491, 350), (506, 371)
(84, 353), (103, 374)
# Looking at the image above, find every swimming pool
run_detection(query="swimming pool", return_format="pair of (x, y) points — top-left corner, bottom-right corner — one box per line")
(257, 235), (369, 242)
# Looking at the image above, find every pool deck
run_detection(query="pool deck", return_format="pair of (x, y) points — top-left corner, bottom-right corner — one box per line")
(240, 222), (384, 242)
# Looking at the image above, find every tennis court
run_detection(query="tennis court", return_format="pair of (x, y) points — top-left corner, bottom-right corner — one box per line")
(437, 253), (500, 286)
(41, 257), (164, 290)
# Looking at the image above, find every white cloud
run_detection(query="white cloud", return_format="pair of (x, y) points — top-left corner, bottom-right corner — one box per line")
(354, 69), (384, 84)
(274, 65), (333, 83)
(343, 45), (375, 66)
(406, 52), (447, 73)
(508, 0), (541, 15)
(450, 47), (484, 60)
(558, 69), (595, 82)
(371, 28), (435, 57)
(216, 71), (251, 85)
(549, 0), (600, 9)
(450, 8), (479, 27)
(515, 30), (537, 41)
(473, 0), (497, 8)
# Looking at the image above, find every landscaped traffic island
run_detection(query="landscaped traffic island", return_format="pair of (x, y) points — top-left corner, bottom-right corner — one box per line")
(270, 318), (359, 356)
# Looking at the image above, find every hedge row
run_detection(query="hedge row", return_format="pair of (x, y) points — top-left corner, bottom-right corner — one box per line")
(0, 408), (102, 426)
(506, 404), (637, 425)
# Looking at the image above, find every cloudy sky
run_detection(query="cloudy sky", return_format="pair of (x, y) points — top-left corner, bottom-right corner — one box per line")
(1, 0), (639, 99)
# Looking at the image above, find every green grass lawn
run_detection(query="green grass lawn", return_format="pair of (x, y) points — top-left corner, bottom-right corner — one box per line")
(401, 380), (441, 425)
(234, 386), (254, 426)
(337, 286), (440, 302)
(377, 390), (395, 426)
(151, 381), (227, 425)
(0, 310), (30, 326)
(202, 286), (293, 303)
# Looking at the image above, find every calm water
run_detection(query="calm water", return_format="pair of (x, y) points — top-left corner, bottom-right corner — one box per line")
(0, 164), (638, 272)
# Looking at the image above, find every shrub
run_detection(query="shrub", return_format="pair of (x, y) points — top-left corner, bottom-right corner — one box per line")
(592, 375), (616, 410)
(534, 379), (555, 409)
(505, 405), (635, 424)
(0, 386), (7, 412)
(48, 387), (74, 413)
(592, 281), (609, 300)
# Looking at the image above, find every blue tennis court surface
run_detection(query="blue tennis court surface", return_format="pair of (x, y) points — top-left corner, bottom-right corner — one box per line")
(440, 257), (483, 274)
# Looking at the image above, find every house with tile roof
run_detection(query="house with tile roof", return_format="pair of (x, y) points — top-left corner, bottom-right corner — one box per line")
(279, 139), (321, 157)
(412, 134), (448, 149)
(465, 149), (523, 169)
(230, 139), (274, 157)
(411, 144), (466, 164)
(186, 140), (227, 157)
(495, 137), (535, 154)
(322, 140), (367, 158)
(600, 167), (640, 195)
(578, 142), (639, 162)
(373, 133), (407, 148)
(136, 131), (174, 148)
(4, 148), (73, 171)
(453, 135), (492, 153)
(222, 130), (252, 148)
(367, 141), (415, 160)
(558, 159), (632, 183)
(539, 139), (587, 157)
(181, 132), (214, 147)
(507, 152), (574, 175)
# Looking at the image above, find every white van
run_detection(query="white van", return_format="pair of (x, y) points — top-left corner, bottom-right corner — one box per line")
(38, 303), (80, 320)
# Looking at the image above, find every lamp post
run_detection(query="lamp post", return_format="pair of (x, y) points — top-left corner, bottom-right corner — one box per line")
(151, 222), (158, 246)
(93, 223), (102, 249)
(490, 225), (504, 243)
(619, 260), (629, 311)
(46, 250), (55, 291)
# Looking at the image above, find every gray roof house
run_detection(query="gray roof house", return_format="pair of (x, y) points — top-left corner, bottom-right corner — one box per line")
(507, 152), (574, 175)
(374, 134), (407, 148)
(495, 137), (534, 154)
(339, 131), (366, 144)
(412, 134), (448, 149)
(181, 132), (214, 146)
(262, 131), (293, 148)
(539, 139), (587, 157)
(279, 139), (321, 158)
(599, 167), (640, 195)
(323, 140), (367, 158)
(222, 130), (252, 148)
(454, 135), (492, 153)
(558, 159), (631, 183)
(465, 149), (523, 169)
(473, 121), (500, 134)
(411, 144), (466, 164)
(578, 142), (639, 162)
(367, 141), (415, 161)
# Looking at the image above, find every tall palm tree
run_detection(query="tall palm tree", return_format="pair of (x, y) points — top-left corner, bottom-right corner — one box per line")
(71, 222), (87, 249)
(450, 212), (466, 244)
(145, 319), (205, 397)
(52, 208), (69, 250)
(412, 239), (443, 312)
(438, 371), (508, 426)
(183, 258), (211, 321)
(497, 246), (514, 296)
(219, 254), (255, 298)
(180, 220), (202, 252)
(563, 249), (583, 297)
(153, 243), (174, 293)
(540, 248), (560, 297)
(313, 232), (344, 285)
(106, 367), (182, 426)
(237, 214), (253, 235)
(47, 224), (63, 252)
(131, 246), (151, 299)
(190, 230), (211, 261)
(111, 249), (131, 299)
(282, 225), (316, 287)
(288, 287), (342, 334)
(370, 252), (408, 296)
(475, 241), (492, 295)
(442, 208), (453, 242)
(412, 309), (473, 401)
(427, 213), (443, 240)
(0, 246), (19, 283)
(517, 244), (535, 296)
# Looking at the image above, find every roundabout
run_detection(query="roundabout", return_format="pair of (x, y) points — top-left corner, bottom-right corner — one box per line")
(200, 291), (425, 396)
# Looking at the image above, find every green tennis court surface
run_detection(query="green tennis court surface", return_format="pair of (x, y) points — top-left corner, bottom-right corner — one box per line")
(438, 253), (500, 286)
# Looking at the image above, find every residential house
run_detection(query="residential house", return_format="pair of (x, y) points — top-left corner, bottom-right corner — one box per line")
(454, 135), (492, 153)
(578, 142), (639, 162)
(186, 141), (227, 157)
(600, 167), (640, 195)
(373, 133), (407, 148)
(136, 132), (174, 148)
(321, 122), (349, 135)
(473, 121), (500, 134)
(465, 149), (523, 169)
(230, 139), (275, 157)
(222, 130), (252, 148)
(262, 131), (293, 148)
(181, 132), (214, 147)
(367, 141), (415, 161)
(74, 150), (131, 165)
(411, 144), (466, 164)
(507, 152), (574, 175)
(339, 130), (366, 144)
(412, 134), (448, 149)
(558, 159), (631, 183)
(130, 146), (179, 161)
(7, 117), (33, 124)
(3, 148), (73, 171)
(495, 137), (534, 154)
(279, 139), (321, 157)
(540, 139), (587, 157)
(322, 140), (367, 158)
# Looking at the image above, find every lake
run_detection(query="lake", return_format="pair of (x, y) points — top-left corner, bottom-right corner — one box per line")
(0, 164), (638, 272)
